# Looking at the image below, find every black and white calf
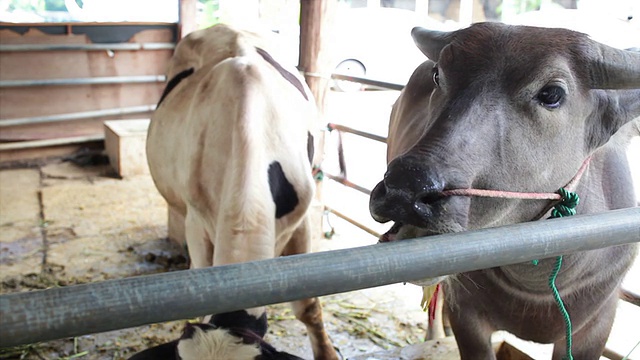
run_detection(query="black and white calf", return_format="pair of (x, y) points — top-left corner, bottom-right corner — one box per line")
(129, 312), (304, 360)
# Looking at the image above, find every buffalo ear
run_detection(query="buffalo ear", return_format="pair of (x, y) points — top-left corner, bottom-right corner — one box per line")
(586, 90), (640, 150)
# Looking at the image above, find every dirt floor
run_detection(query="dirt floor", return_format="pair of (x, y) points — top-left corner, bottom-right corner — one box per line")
(0, 158), (437, 360)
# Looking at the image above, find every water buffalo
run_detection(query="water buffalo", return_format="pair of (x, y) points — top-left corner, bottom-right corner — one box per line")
(370, 22), (639, 359)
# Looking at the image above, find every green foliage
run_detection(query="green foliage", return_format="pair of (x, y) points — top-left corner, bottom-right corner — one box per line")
(199, 0), (220, 29)
(7, 0), (41, 12)
(496, 0), (543, 17)
(7, 0), (79, 12)
(44, 0), (67, 11)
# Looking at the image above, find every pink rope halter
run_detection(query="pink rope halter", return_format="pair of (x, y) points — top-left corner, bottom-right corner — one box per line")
(440, 156), (592, 219)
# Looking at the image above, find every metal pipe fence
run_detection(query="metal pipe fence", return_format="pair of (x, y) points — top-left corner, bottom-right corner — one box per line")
(327, 123), (387, 143)
(1, 207), (638, 348)
(0, 104), (157, 128)
(0, 75), (166, 88)
(0, 43), (175, 52)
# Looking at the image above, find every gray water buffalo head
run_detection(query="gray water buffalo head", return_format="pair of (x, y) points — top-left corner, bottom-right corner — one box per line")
(370, 22), (640, 241)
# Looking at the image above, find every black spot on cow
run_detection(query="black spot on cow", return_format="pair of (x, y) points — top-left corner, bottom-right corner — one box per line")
(157, 67), (195, 106)
(211, 310), (268, 338)
(307, 132), (314, 164)
(255, 47), (308, 100)
(268, 162), (299, 219)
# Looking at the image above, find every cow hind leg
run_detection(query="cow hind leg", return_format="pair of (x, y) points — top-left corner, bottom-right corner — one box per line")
(283, 219), (339, 360)
(185, 208), (213, 269)
(291, 298), (339, 360)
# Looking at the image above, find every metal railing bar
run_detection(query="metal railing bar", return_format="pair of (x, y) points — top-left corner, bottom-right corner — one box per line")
(324, 205), (381, 239)
(0, 135), (104, 151)
(324, 172), (372, 196)
(0, 208), (638, 347)
(327, 123), (387, 143)
(0, 104), (157, 127)
(0, 75), (167, 88)
(0, 43), (175, 52)
(331, 73), (405, 91)
(602, 347), (625, 360)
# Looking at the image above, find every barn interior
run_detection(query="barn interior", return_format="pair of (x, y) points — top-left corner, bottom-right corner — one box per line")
(1, 1), (639, 359)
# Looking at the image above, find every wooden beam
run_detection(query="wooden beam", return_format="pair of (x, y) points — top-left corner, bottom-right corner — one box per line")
(299, 0), (337, 230)
(298, 0), (336, 114)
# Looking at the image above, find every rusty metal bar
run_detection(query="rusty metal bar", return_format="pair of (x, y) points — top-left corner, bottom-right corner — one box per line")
(324, 172), (371, 196)
(0, 43), (175, 52)
(602, 347), (625, 360)
(0, 105), (156, 127)
(0, 75), (166, 88)
(327, 123), (387, 143)
(621, 287), (640, 307)
(324, 205), (381, 238)
(330, 73), (405, 91)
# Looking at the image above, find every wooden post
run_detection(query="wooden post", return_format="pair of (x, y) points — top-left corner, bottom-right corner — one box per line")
(179, 0), (198, 38)
(299, 0), (336, 243)
(299, 0), (335, 115)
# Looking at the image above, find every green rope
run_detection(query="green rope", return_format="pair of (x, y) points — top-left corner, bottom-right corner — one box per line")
(550, 188), (579, 218)
(549, 255), (573, 360)
(548, 188), (579, 360)
(532, 187), (579, 360)
(313, 166), (324, 181)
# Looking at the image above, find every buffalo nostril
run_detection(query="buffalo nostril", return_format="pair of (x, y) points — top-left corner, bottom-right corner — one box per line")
(371, 181), (387, 198)
(413, 191), (443, 218)
(416, 190), (442, 205)
(369, 181), (391, 223)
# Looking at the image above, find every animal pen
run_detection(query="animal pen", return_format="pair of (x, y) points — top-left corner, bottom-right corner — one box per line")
(2, 71), (640, 358)
(1, 1), (640, 359)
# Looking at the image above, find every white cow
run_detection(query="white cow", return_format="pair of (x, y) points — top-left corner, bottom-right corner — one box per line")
(134, 24), (338, 360)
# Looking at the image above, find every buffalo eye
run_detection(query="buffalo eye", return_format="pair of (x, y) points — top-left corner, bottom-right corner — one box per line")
(432, 65), (440, 87)
(537, 85), (565, 108)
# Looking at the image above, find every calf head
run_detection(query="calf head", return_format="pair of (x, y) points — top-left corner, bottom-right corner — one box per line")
(370, 22), (640, 241)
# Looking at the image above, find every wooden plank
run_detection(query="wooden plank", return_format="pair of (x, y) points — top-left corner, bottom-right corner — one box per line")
(0, 113), (154, 142)
(0, 23), (174, 164)
(0, 29), (173, 80)
(0, 83), (162, 119)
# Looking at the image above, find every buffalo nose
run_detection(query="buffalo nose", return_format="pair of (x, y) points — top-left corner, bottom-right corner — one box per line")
(369, 156), (444, 227)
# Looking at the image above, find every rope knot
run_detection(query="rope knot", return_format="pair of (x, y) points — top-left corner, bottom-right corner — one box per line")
(312, 166), (324, 182)
(550, 188), (579, 218)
